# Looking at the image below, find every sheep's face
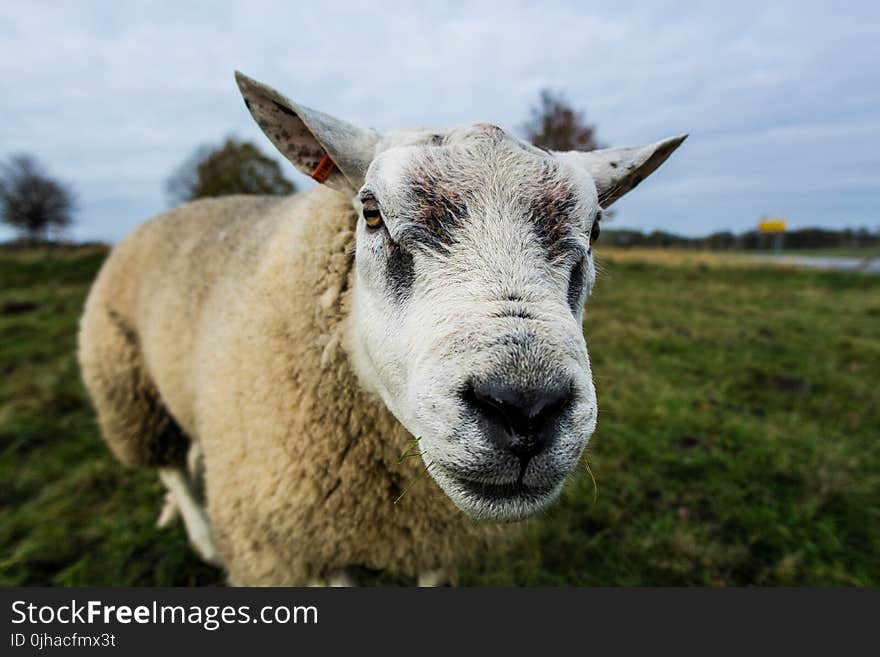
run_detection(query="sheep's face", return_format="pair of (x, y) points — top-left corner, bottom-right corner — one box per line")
(350, 125), (600, 521)
(234, 72), (685, 522)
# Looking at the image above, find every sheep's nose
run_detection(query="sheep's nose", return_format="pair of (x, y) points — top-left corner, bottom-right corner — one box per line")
(464, 380), (572, 462)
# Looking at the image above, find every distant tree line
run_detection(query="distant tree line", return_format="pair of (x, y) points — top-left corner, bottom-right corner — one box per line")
(4, 90), (875, 252)
(600, 227), (880, 251)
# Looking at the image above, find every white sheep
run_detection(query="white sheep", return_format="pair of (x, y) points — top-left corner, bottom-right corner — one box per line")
(77, 72), (685, 585)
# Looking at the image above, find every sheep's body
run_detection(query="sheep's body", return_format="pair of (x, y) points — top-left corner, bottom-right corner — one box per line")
(78, 186), (495, 585)
(79, 72), (685, 585)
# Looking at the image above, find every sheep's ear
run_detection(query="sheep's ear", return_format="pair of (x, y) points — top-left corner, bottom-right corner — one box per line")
(556, 135), (687, 207)
(235, 71), (379, 193)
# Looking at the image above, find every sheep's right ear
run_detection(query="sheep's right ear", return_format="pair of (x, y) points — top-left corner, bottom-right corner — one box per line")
(235, 71), (380, 194)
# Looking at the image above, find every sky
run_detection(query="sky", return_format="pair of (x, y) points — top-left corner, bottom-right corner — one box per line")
(1, 0), (878, 242)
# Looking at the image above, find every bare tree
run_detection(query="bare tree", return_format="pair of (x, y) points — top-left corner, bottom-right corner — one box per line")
(523, 89), (605, 153)
(166, 137), (296, 205)
(0, 154), (76, 241)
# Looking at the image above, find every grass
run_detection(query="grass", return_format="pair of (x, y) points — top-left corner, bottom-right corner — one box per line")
(1, 246), (878, 586)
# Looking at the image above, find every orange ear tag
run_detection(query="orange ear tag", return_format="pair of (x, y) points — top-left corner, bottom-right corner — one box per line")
(310, 154), (336, 183)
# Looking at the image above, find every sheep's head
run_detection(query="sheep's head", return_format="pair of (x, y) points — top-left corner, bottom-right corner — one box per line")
(236, 72), (685, 522)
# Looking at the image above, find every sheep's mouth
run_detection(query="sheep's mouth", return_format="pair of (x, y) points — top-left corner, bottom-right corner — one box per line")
(451, 475), (555, 501)
(431, 466), (563, 522)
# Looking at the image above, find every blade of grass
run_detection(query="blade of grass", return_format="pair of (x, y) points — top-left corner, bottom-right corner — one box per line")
(394, 460), (434, 505)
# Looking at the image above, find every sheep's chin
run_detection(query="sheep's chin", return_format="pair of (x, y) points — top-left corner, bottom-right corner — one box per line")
(429, 465), (565, 522)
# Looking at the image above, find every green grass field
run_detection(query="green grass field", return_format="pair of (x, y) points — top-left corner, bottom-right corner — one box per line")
(1, 247), (878, 586)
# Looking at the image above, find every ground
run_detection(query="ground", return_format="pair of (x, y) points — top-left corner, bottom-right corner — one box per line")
(1, 246), (877, 586)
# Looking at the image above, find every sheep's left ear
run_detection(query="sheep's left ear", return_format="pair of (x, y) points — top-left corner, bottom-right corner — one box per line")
(235, 71), (380, 194)
(556, 135), (687, 207)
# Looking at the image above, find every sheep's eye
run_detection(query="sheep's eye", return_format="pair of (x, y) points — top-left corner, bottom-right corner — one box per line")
(590, 211), (602, 244)
(363, 202), (384, 229)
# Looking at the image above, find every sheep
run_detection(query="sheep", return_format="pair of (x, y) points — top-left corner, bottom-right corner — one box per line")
(77, 72), (685, 586)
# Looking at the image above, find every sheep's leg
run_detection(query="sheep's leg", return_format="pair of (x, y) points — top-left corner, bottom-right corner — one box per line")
(156, 491), (180, 528)
(186, 441), (206, 501)
(158, 467), (223, 567)
(307, 569), (357, 587)
(156, 442), (204, 528)
(327, 569), (357, 587)
(418, 568), (454, 587)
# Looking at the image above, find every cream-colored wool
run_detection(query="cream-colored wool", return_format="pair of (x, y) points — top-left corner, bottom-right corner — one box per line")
(79, 188), (497, 585)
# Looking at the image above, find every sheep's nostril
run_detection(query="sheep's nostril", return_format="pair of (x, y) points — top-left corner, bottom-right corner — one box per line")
(463, 379), (572, 461)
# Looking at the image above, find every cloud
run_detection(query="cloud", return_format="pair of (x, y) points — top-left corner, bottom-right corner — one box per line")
(0, 0), (878, 241)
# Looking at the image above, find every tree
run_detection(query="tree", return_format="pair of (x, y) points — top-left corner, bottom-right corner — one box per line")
(522, 89), (604, 152)
(166, 137), (296, 205)
(0, 154), (76, 241)
(523, 90), (614, 220)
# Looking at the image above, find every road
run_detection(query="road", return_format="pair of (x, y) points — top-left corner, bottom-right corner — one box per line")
(750, 255), (880, 274)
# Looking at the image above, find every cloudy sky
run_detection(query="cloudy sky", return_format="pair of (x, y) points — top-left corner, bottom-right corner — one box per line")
(1, 1), (878, 241)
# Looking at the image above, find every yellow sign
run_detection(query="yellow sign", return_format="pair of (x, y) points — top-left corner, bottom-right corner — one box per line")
(758, 219), (786, 233)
